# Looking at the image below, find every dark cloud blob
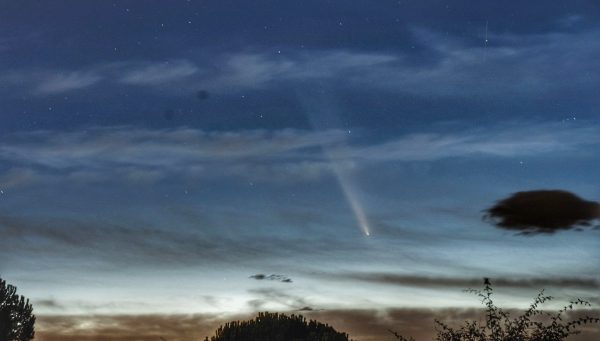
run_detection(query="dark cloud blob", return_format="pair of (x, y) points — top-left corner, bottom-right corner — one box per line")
(250, 274), (293, 283)
(484, 190), (600, 234)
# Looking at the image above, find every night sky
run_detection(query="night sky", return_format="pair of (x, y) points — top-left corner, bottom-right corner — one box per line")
(1, 1), (599, 340)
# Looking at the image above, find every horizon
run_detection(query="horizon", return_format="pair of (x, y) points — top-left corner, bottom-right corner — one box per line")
(1, 1), (599, 340)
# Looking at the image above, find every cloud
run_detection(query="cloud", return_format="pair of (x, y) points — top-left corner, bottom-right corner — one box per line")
(348, 124), (600, 161)
(0, 122), (598, 187)
(0, 212), (368, 270)
(0, 60), (199, 96)
(35, 313), (231, 341)
(211, 51), (396, 89)
(119, 60), (199, 85)
(377, 27), (600, 99)
(2, 24), (599, 104)
(201, 27), (600, 99)
(250, 274), (293, 283)
(33, 299), (66, 310)
(0, 127), (348, 186)
(0, 127), (344, 168)
(3, 25), (600, 100)
(0, 213), (257, 267)
(484, 190), (600, 234)
(246, 288), (310, 311)
(0, 167), (40, 190)
(319, 273), (600, 290)
(34, 308), (600, 341)
(35, 71), (102, 94)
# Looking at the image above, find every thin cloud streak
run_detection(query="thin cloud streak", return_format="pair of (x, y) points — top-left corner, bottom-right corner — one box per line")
(119, 60), (199, 85)
(36, 71), (102, 94)
(3, 26), (598, 99)
(0, 122), (597, 187)
(0, 212), (375, 270)
(319, 272), (600, 290)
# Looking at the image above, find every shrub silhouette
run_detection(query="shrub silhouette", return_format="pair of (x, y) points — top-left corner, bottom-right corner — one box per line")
(0, 278), (35, 341)
(204, 312), (351, 341)
(391, 279), (599, 341)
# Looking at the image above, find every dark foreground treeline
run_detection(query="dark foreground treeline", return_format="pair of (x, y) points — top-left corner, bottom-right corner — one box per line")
(0, 279), (35, 341)
(203, 312), (352, 341)
(390, 279), (599, 341)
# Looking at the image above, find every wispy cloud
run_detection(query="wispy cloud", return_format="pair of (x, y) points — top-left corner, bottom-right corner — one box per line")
(0, 212), (366, 269)
(0, 127), (347, 186)
(1, 60), (198, 96)
(119, 60), (199, 85)
(347, 122), (600, 162)
(0, 122), (597, 187)
(318, 272), (600, 290)
(36, 71), (102, 94)
(211, 51), (396, 89)
(3, 26), (598, 99)
(204, 27), (600, 98)
(246, 288), (310, 311)
(0, 167), (39, 190)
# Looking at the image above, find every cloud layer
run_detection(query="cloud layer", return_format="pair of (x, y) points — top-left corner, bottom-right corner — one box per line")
(35, 308), (600, 341)
(1, 122), (597, 187)
(4, 26), (600, 101)
(320, 273), (600, 290)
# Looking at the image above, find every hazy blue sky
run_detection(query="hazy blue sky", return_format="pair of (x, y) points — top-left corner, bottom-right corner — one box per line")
(1, 1), (599, 340)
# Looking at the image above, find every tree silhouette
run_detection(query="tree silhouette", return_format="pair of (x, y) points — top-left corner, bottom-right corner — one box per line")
(391, 279), (599, 341)
(0, 278), (35, 341)
(204, 312), (351, 341)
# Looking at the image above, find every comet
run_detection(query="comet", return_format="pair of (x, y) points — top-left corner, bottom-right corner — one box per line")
(299, 91), (373, 237)
(329, 160), (372, 237)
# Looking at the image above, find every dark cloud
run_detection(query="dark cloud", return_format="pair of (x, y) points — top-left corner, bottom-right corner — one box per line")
(318, 273), (600, 290)
(484, 190), (600, 234)
(250, 274), (293, 283)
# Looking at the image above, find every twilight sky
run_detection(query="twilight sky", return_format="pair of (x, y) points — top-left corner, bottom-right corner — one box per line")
(1, 1), (599, 340)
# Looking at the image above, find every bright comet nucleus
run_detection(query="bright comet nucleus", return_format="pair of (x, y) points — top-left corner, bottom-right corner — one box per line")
(330, 159), (372, 237)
